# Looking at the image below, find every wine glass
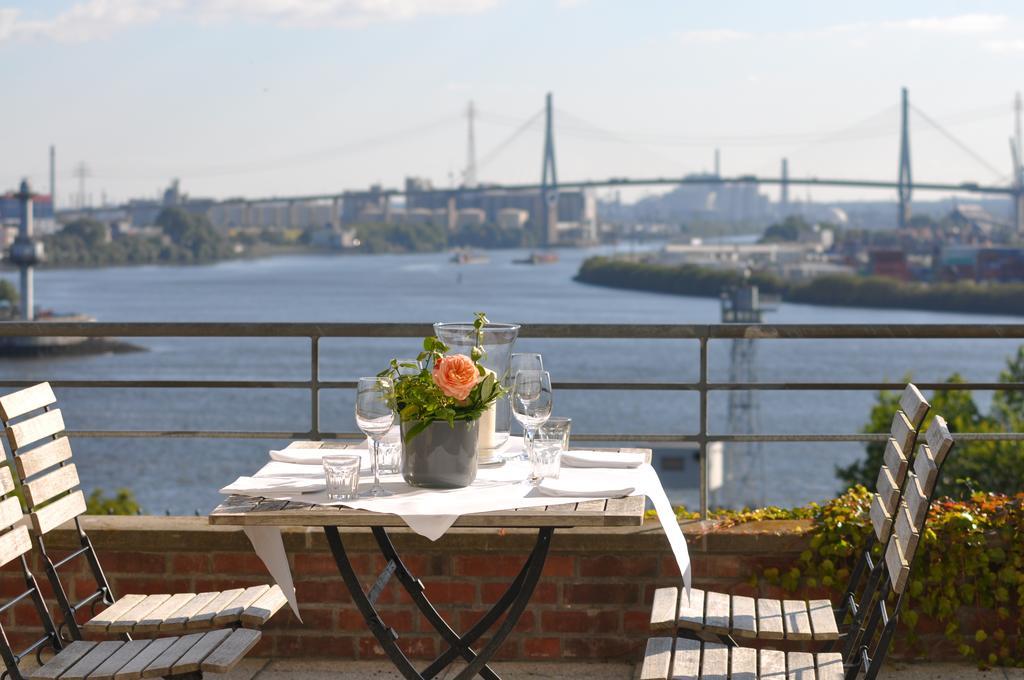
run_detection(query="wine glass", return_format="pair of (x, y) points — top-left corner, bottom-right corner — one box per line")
(355, 377), (395, 497)
(511, 370), (553, 472)
(506, 353), (544, 458)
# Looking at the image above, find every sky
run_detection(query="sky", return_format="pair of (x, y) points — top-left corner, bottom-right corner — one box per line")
(2, 0), (1024, 206)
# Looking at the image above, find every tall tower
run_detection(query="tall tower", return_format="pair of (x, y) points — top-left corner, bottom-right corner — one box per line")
(540, 92), (558, 246)
(464, 101), (478, 188)
(49, 146), (56, 213)
(10, 181), (44, 321)
(714, 148), (721, 177)
(1012, 92), (1024, 234)
(780, 158), (789, 216)
(719, 284), (768, 508)
(897, 87), (913, 229)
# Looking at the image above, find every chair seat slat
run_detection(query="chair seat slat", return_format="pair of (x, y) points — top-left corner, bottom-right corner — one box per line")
(875, 466), (899, 513)
(675, 588), (705, 631)
(108, 594), (172, 634)
(212, 584), (270, 626)
(170, 628), (232, 674)
(807, 599), (839, 640)
(913, 444), (938, 492)
(199, 628), (261, 674)
(782, 599), (813, 640)
(87, 640), (154, 680)
(700, 641), (728, 680)
(925, 415), (954, 465)
(759, 648), (786, 678)
(241, 586), (288, 628)
(869, 494), (893, 542)
(638, 637), (672, 680)
(730, 645), (757, 680)
(141, 632), (205, 677)
(84, 594), (148, 633)
(899, 384), (929, 427)
(186, 588), (245, 629)
(786, 650), (816, 680)
(60, 640), (124, 680)
(158, 592), (219, 632)
(0, 526), (33, 569)
(134, 593), (197, 633)
(730, 594), (757, 638)
(703, 590), (730, 635)
(27, 641), (96, 680)
(16, 437), (73, 479)
(882, 438), (908, 485)
(895, 504), (920, 558)
(817, 652), (845, 680)
(890, 410), (915, 453)
(669, 637), (700, 680)
(109, 637), (177, 680)
(885, 540), (910, 594)
(756, 597), (785, 640)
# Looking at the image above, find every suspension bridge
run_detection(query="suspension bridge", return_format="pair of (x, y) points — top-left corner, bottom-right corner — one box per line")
(66, 88), (1024, 245)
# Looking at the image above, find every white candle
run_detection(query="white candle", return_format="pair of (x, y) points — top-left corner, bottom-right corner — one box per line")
(478, 401), (498, 455)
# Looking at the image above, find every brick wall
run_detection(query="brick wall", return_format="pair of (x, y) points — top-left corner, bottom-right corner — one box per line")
(0, 516), (962, 663)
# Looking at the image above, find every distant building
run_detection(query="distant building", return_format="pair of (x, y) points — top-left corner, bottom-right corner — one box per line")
(937, 246), (1024, 283)
(456, 209), (486, 229)
(497, 208), (529, 230)
(948, 204), (1007, 241)
(867, 249), (911, 281)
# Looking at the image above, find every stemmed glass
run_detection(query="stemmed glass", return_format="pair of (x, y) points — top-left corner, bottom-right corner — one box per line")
(506, 353), (544, 459)
(511, 370), (553, 472)
(355, 377), (395, 497)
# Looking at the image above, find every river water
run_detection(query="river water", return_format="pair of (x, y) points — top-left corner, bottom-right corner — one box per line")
(0, 246), (1019, 514)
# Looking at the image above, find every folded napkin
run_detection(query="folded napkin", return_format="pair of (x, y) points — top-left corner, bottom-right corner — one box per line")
(269, 448), (327, 465)
(534, 479), (635, 498)
(220, 476), (326, 496)
(561, 451), (645, 469)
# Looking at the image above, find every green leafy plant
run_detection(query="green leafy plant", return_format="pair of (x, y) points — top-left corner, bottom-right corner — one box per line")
(85, 488), (141, 515)
(379, 312), (505, 443)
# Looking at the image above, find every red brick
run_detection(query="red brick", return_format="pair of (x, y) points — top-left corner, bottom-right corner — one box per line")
(564, 583), (639, 606)
(422, 582), (476, 605)
(579, 555), (659, 578)
(453, 555), (522, 578)
(99, 552), (166, 574)
(541, 610), (619, 634)
(623, 609), (651, 633)
(294, 579), (352, 604)
(523, 637), (561, 659)
(482, 582), (556, 604)
(265, 607), (334, 631)
(293, 553), (340, 576)
(110, 576), (190, 595)
(338, 607), (413, 632)
(541, 555), (575, 577)
(458, 608), (535, 634)
(170, 554), (209, 574)
(211, 553), (268, 575)
(357, 635), (436, 660)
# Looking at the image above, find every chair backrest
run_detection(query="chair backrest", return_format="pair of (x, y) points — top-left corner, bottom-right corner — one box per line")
(852, 415), (954, 680)
(0, 383), (113, 642)
(0, 466), (63, 680)
(867, 384), (930, 545)
(0, 384), (87, 534)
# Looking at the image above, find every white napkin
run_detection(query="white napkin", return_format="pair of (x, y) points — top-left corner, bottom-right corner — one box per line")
(269, 448), (327, 465)
(534, 479), (635, 498)
(561, 451), (645, 469)
(220, 476), (326, 496)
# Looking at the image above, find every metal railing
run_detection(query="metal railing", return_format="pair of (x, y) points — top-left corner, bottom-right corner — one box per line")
(2, 321), (1024, 518)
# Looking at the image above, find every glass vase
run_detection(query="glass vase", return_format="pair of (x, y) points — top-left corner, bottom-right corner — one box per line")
(433, 321), (520, 449)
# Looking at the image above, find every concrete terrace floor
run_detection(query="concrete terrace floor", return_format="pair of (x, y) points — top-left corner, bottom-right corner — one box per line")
(206, 659), (1024, 679)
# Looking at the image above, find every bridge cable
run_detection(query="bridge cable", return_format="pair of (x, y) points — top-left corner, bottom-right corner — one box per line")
(475, 109), (545, 175)
(910, 104), (1004, 180)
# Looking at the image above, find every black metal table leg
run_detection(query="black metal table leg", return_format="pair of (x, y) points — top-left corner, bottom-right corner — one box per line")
(323, 526), (555, 680)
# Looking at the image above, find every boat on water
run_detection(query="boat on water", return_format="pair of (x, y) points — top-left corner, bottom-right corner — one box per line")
(513, 251), (560, 265)
(450, 249), (490, 265)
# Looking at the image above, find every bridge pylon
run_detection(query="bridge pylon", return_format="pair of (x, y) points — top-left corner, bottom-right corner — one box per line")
(541, 92), (558, 246)
(898, 87), (913, 228)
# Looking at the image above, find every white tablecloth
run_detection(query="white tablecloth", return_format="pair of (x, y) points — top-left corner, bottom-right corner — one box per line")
(223, 449), (691, 619)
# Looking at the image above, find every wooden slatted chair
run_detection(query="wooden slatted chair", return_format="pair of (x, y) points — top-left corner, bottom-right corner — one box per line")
(0, 383), (287, 641)
(0, 465), (261, 680)
(648, 383), (930, 646)
(638, 415), (955, 680)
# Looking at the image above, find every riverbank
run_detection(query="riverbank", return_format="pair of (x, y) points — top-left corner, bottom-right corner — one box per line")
(575, 256), (1024, 317)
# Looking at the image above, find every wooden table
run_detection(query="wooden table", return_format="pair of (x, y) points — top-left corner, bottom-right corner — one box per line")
(209, 443), (649, 680)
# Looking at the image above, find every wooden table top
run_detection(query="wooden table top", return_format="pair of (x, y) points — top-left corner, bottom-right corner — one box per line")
(208, 442), (650, 529)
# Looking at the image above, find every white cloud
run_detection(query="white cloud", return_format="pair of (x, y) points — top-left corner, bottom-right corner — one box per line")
(881, 13), (1007, 34)
(0, 0), (498, 43)
(675, 28), (749, 45)
(986, 39), (1024, 54)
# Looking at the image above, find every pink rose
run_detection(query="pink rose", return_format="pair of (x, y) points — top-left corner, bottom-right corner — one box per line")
(432, 354), (481, 401)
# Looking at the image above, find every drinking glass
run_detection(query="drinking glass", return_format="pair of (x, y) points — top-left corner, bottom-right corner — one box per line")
(530, 417), (571, 485)
(377, 425), (402, 475)
(355, 376), (395, 497)
(506, 353), (544, 458)
(323, 454), (361, 500)
(511, 370), (552, 473)
(395, 358), (422, 377)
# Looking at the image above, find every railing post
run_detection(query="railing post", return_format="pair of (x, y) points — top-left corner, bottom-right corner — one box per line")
(698, 335), (709, 520)
(311, 335), (320, 440)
